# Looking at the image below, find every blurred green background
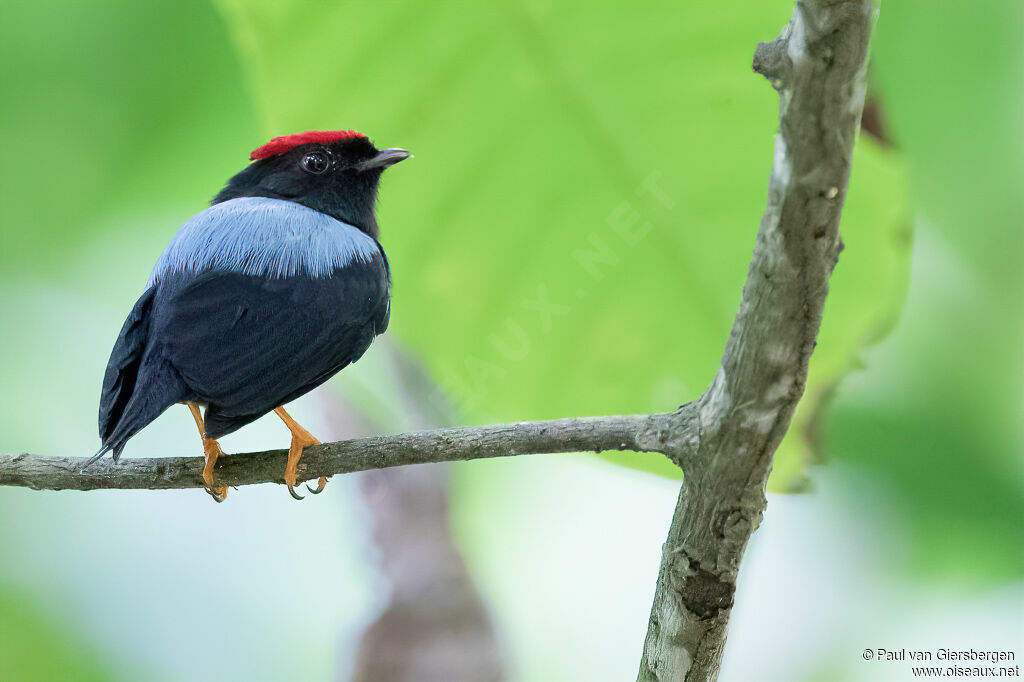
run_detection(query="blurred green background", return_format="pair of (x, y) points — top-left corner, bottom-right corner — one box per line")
(0, 1), (1020, 681)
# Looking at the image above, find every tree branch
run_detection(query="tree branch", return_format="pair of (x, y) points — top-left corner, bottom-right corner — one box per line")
(0, 409), (696, 491)
(638, 1), (874, 680)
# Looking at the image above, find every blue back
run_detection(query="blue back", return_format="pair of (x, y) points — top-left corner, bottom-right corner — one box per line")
(148, 196), (381, 286)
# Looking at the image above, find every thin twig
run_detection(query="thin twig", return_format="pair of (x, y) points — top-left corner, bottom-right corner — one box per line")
(0, 409), (696, 491)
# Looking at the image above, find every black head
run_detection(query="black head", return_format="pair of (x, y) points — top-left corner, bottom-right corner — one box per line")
(212, 131), (410, 239)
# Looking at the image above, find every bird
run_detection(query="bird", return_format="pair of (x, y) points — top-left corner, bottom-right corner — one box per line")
(90, 130), (409, 501)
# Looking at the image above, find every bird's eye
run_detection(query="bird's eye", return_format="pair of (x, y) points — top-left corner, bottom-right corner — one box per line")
(300, 151), (329, 174)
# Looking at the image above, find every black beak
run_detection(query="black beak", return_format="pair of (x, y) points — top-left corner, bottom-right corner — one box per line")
(357, 147), (411, 171)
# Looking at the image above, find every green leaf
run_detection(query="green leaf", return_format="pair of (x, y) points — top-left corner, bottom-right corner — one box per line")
(214, 0), (909, 490)
(826, 0), (1024, 582)
(0, 0), (257, 280)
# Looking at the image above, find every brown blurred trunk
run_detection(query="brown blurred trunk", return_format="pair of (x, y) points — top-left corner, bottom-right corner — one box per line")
(320, 342), (504, 682)
(352, 464), (503, 682)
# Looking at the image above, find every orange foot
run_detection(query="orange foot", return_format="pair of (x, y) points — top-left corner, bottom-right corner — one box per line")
(187, 402), (229, 503)
(274, 406), (328, 500)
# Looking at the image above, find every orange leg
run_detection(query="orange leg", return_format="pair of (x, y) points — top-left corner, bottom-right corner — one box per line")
(273, 406), (327, 500)
(187, 402), (228, 503)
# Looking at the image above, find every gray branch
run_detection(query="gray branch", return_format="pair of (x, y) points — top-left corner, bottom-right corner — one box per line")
(0, 410), (695, 491)
(638, 1), (874, 680)
(1, 1), (873, 679)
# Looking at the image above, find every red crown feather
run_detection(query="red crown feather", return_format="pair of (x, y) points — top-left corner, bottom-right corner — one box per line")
(249, 130), (366, 161)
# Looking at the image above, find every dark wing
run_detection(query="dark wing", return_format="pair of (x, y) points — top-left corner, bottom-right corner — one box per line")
(154, 255), (389, 438)
(98, 286), (157, 443)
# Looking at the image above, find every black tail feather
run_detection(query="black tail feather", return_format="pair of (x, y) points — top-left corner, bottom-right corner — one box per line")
(81, 444), (112, 472)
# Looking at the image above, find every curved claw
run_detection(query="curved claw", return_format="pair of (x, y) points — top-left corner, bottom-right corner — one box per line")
(306, 476), (328, 495)
(204, 486), (228, 503)
(287, 483), (305, 501)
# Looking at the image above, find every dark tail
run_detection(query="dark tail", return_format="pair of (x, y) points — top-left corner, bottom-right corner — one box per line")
(96, 285), (185, 461)
(99, 288), (157, 445)
(81, 444), (112, 471)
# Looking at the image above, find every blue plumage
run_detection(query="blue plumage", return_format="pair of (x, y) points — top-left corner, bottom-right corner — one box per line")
(149, 197), (381, 285)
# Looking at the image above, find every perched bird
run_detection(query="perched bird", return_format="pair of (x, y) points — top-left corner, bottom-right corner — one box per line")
(90, 130), (409, 501)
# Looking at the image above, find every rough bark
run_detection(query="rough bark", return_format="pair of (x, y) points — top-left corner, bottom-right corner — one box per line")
(637, 1), (874, 679)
